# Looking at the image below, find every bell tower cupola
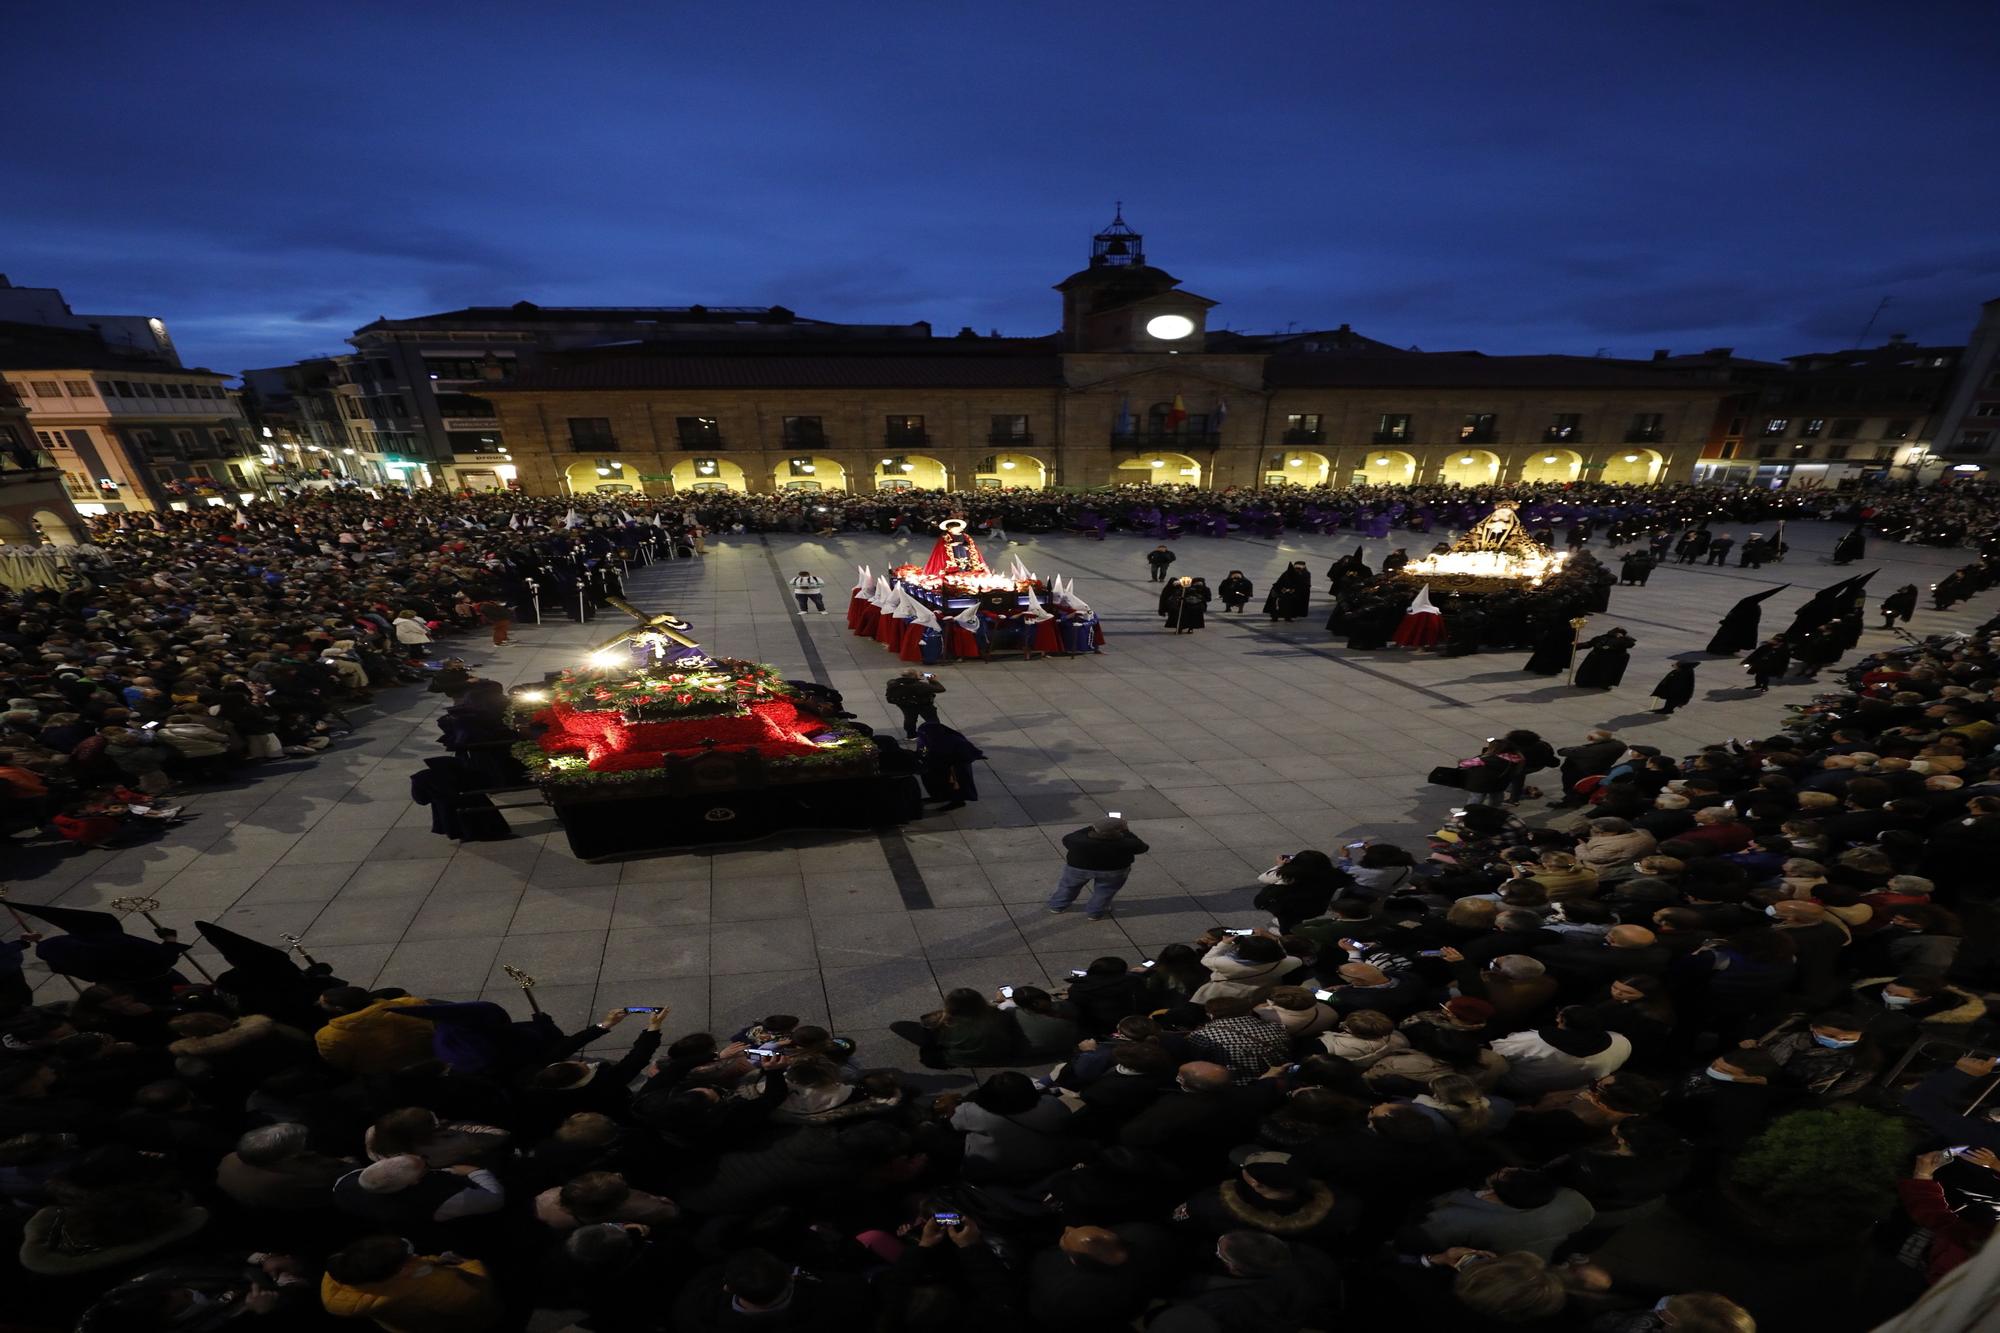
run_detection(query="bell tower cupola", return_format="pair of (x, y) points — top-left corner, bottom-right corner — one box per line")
(1055, 205), (1216, 353)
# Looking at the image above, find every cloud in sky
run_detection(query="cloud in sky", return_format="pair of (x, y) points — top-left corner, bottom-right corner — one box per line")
(3, 1), (1995, 375)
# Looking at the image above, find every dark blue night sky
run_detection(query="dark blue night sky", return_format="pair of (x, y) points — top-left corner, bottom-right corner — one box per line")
(6, 1), (1996, 375)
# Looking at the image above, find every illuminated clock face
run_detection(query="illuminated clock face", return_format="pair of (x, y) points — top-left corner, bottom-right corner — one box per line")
(1145, 314), (1195, 341)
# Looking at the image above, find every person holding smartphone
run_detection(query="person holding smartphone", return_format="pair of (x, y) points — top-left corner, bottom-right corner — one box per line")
(884, 668), (946, 738)
(1046, 816), (1151, 921)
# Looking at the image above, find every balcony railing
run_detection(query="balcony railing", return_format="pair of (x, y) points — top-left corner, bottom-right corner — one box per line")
(1111, 431), (1221, 449)
(987, 431), (1034, 445)
(884, 431), (930, 448)
(567, 440), (619, 453)
(1541, 428), (1579, 443)
(781, 433), (827, 451)
(1282, 428), (1323, 444)
(1458, 430), (1499, 445)
(0, 447), (59, 479)
(677, 432), (724, 450)
(1370, 430), (1413, 445)
(1624, 428), (1665, 443)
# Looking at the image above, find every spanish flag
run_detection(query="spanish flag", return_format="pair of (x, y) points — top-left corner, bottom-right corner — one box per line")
(1165, 394), (1188, 430)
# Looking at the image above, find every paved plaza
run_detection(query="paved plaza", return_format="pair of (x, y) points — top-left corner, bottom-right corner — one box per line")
(16, 518), (1992, 1070)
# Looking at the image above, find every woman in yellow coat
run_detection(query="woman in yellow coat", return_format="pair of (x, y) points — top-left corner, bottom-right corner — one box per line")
(321, 1236), (502, 1333)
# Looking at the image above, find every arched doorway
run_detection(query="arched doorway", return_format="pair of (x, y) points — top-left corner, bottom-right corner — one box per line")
(1113, 452), (1202, 486)
(668, 457), (748, 493)
(1599, 448), (1663, 484)
(974, 452), (1046, 489)
(1437, 450), (1500, 486)
(875, 454), (948, 490)
(1519, 449), (1582, 483)
(1352, 450), (1416, 485)
(1267, 450), (1331, 486)
(32, 510), (77, 545)
(772, 456), (846, 492)
(563, 459), (643, 495)
(0, 516), (30, 543)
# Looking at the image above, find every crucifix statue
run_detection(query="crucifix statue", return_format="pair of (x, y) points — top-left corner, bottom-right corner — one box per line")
(592, 597), (712, 666)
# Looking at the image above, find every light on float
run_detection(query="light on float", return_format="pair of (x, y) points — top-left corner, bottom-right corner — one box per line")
(1145, 314), (1195, 340)
(586, 649), (623, 668)
(1954, 463), (1982, 472)
(514, 688), (546, 703)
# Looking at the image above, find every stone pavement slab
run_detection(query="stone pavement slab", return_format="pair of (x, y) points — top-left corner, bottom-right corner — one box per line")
(15, 519), (1990, 1066)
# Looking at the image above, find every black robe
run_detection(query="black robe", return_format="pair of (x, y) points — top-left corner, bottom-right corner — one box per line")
(1880, 586), (1917, 624)
(1743, 641), (1790, 684)
(1345, 601), (1403, 650)
(1574, 632), (1633, 688)
(1524, 620), (1575, 675)
(1218, 576), (1253, 607)
(1159, 582), (1181, 617)
(1264, 567), (1312, 620)
(1706, 587), (1785, 655)
(1651, 665), (1696, 707)
(1168, 585), (1209, 630)
(1832, 527), (1866, 565)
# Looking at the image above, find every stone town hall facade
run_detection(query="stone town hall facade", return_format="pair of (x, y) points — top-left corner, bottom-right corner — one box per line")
(480, 213), (1725, 498)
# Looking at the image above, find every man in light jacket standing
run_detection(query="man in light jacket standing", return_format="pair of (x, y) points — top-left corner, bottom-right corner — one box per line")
(1047, 817), (1151, 921)
(789, 570), (827, 614)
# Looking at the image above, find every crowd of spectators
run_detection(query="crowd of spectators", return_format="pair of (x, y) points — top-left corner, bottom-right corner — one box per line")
(670, 479), (2000, 552)
(0, 493), (680, 859)
(5, 481), (2000, 1330)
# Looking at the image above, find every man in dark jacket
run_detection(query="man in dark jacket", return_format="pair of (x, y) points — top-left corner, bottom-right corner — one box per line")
(884, 670), (945, 738)
(1046, 817), (1151, 920)
(1535, 925), (1671, 999)
(673, 1247), (871, 1333)
(1557, 731), (1623, 806)
(1027, 1223), (1175, 1333)
(1146, 545), (1178, 581)
(1117, 1062), (1277, 1169)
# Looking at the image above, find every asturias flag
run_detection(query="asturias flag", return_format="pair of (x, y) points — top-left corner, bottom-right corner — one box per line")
(1166, 394), (1188, 430)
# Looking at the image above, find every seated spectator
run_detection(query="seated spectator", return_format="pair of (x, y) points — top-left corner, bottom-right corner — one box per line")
(1492, 1007), (1632, 1097)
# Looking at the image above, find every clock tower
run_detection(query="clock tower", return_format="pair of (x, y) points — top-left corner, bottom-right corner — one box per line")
(1055, 206), (1216, 353)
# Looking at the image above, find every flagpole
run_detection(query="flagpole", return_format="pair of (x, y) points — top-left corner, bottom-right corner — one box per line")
(1566, 616), (1590, 686)
(0, 885), (83, 994)
(110, 895), (216, 982)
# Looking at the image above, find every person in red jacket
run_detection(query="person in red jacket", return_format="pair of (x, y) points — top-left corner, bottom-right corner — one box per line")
(1667, 806), (1755, 855)
(1900, 1147), (2000, 1284)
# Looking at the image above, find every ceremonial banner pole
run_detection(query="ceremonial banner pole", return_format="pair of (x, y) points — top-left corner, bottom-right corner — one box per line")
(279, 932), (318, 967)
(110, 895), (216, 981)
(501, 963), (543, 1015)
(0, 884), (83, 993)
(1566, 616), (1591, 686)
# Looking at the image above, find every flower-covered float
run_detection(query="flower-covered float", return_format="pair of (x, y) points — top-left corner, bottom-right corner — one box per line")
(513, 599), (879, 803)
(849, 519), (1104, 661)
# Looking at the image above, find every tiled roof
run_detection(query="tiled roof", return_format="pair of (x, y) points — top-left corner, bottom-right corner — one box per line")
(495, 352), (1066, 392)
(1264, 353), (1706, 390)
